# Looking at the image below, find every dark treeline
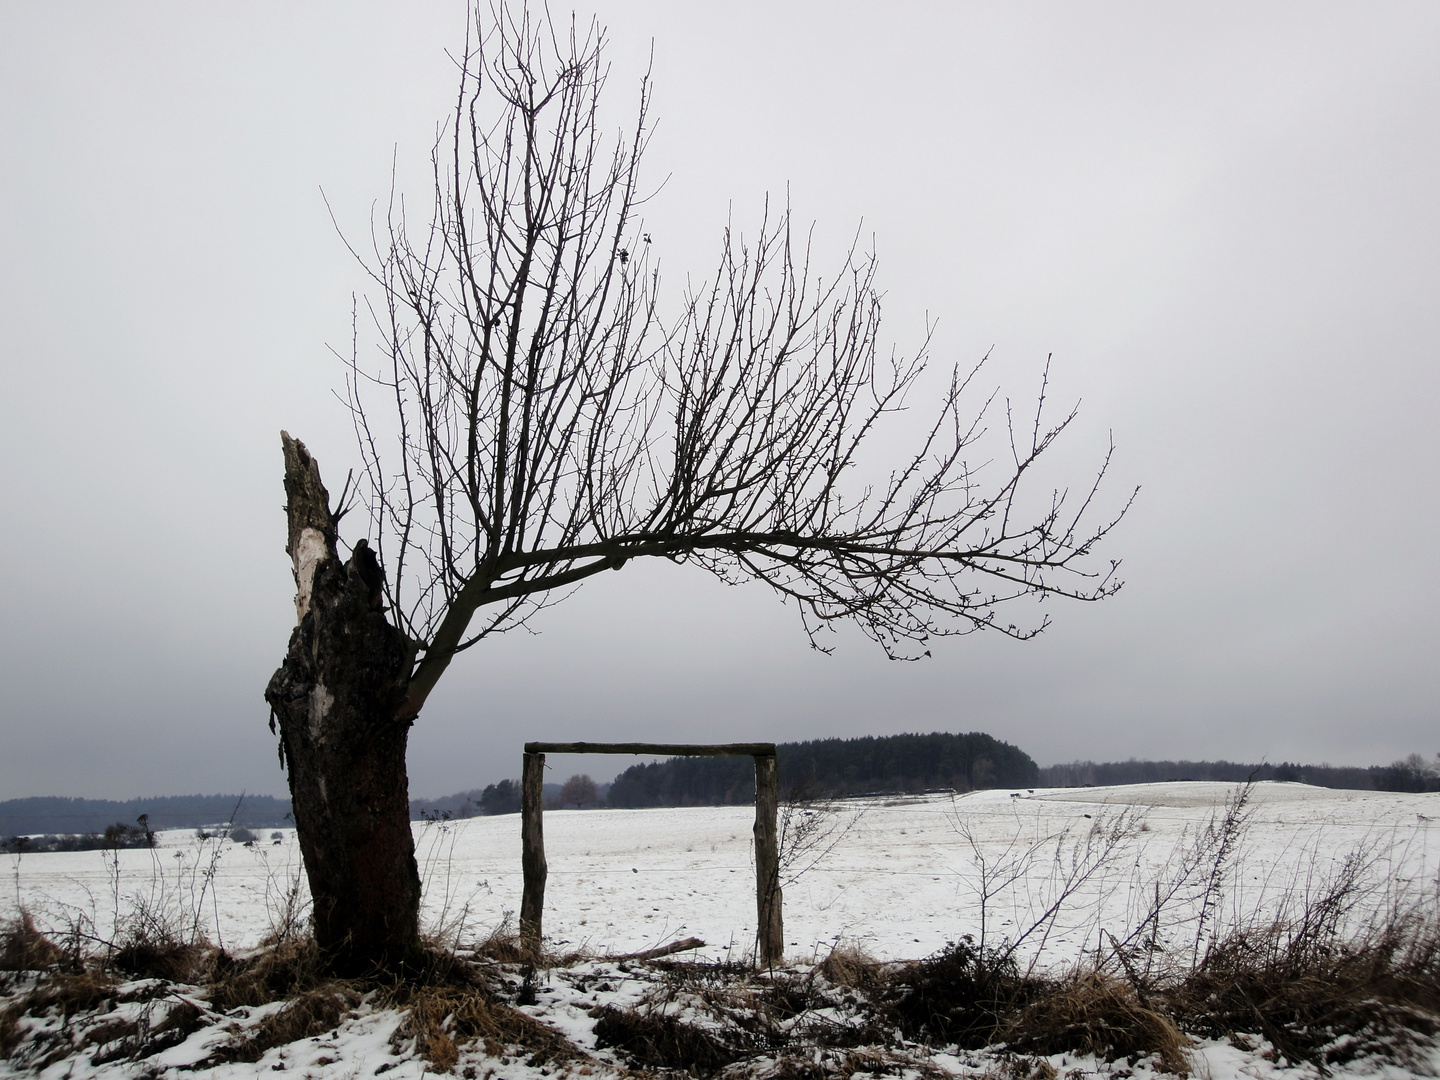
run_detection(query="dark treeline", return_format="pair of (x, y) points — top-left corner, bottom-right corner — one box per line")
(408, 789), (488, 821)
(12, 750), (1429, 839)
(1041, 758), (1440, 793)
(411, 781), (610, 819)
(1, 820), (157, 855)
(608, 732), (1040, 808)
(0, 794), (292, 838)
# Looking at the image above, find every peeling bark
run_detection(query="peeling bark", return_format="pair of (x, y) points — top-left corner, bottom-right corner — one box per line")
(265, 433), (422, 975)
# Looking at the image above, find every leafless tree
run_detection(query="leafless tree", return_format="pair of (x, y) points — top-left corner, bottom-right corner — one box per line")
(267, 3), (1132, 973)
(556, 774), (599, 809)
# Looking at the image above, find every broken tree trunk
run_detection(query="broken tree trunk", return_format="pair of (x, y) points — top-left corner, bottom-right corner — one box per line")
(264, 432), (422, 975)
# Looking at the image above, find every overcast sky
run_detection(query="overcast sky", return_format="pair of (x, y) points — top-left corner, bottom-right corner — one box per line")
(2, 2), (1436, 801)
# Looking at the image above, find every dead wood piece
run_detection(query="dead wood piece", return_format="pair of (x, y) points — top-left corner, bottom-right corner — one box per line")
(614, 937), (707, 961)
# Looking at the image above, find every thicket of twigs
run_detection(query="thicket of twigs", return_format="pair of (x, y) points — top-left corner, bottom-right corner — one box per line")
(582, 893), (1440, 1077)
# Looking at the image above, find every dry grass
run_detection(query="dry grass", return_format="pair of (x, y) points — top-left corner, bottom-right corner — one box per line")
(9, 969), (117, 1022)
(392, 983), (582, 1072)
(207, 935), (328, 1011)
(879, 936), (1042, 1047)
(5, 913), (1439, 1078)
(0, 967), (119, 1071)
(592, 1002), (745, 1074)
(0, 912), (65, 972)
(1003, 971), (1191, 1074)
(381, 948), (583, 1073)
(0, 914), (591, 1076)
(816, 944), (889, 995)
(210, 984), (363, 1064)
(1164, 906), (1440, 1070)
(0, 1002), (21, 1059)
(110, 935), (213, 984)
(465, 918), (529, 965)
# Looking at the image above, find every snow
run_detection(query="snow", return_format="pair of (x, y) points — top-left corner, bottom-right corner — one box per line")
(5, 781), (1439, 1079)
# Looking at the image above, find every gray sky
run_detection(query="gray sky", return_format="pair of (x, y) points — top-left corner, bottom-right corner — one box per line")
(2, 2), (1436, 801)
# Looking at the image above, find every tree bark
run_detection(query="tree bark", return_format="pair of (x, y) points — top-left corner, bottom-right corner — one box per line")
(519, 751), (547, 961)
(264, 433), (423, 975)
(753, 754), (783, 967)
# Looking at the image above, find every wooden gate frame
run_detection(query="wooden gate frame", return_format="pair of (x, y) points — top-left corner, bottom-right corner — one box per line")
(520, 741), (782, 966)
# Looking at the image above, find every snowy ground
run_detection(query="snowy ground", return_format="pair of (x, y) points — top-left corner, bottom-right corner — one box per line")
(5, 781), (1439, 1079)
(11, 781), (1437, 966)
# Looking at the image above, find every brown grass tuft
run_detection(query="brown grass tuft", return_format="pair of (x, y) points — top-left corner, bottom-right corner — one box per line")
(1004, 971), (1190, 1074)
(462, 919), (529, 966)
(383, 963), (581, 1073)
(111, 938), (214, 984)
(207, 936), (327, 1011)
(0, 913), (64, 972)
(1, 969), (119, 1068)
(817, 944), (888, 995)
(214, 984), (361, 1064)
(0, 1003), (19, 1059)
(13, 970), (117, 1021)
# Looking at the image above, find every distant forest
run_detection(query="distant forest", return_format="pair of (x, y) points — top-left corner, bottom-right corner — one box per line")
(1042, 757), (1440, 793)
(607, 732), (1040, 808)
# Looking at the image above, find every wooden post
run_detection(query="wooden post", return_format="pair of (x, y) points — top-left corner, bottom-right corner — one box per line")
(516, 740), (780, 969)
(520, 750), (547, 961)
(753, 753), (782, 967)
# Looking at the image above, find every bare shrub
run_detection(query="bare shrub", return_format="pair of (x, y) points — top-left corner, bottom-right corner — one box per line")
(948, 801), (1147, 969)
(880, 936), (1040, 1047)
(1167, 901), (1440, 1070)
(108, 888), (215, 983)
(593, 1003), (744, 1074)
(257, 855), (309, 947)
(779, 788), (867, 891)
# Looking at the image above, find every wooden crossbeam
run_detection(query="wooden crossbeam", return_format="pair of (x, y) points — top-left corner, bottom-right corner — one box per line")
(524, 741), (776, 757)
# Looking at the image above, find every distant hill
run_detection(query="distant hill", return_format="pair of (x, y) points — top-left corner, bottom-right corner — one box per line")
(1039, 758), (1440, 792)
(3, 782), (615, 837)
(607, 731), (1040, 808)
(0, 794), (292, 837)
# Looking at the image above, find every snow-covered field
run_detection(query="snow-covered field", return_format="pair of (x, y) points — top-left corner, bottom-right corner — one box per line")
(12, 781), (1438, 966)
(6, 781), (1440, 1080)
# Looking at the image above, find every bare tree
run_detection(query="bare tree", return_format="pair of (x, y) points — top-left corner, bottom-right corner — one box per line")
(556, 774), (599, 809)
(267, 4), (1131, 974)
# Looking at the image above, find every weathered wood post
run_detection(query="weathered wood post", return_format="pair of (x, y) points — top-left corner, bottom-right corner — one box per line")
(753, 751), (782, 967)
(520, 750), (547, 961)
(519, 740), (779, 968)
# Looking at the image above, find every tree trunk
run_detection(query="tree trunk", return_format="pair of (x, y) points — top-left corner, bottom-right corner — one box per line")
(264, 433), (423, 975)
